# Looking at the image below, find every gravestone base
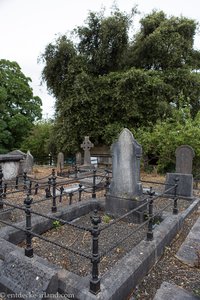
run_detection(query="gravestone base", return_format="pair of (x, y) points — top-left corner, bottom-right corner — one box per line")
(105, 194), (148, 223)
(165, 173), (193, 199)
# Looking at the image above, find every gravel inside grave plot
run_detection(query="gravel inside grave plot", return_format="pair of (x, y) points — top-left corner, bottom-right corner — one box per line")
(18, 197), (193, 277)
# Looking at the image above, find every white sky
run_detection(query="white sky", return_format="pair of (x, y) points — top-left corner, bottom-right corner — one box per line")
(1, 0), (200, 118)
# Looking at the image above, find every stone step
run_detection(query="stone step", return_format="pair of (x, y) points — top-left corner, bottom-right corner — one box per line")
(175, 216), (200, 267)
(153, 282), (200, 300)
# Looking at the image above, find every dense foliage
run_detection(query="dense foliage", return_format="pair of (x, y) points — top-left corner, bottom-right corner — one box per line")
(21, 120), (54, 159)
(0, 59), (42, 153)
(40, 7), (200, 168)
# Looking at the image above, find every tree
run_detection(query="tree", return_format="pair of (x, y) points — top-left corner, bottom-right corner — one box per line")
(0, 59), (42, 153)
(127, 10), (198, 70)
(40, 8), (200, 153)
(21, 120), (55, 159)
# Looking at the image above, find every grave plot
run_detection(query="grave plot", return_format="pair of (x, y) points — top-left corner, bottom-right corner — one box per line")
(0, 132), (199, 299)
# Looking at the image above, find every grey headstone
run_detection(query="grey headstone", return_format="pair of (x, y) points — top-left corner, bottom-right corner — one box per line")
(81, 136), (94, 166)
(57, 152), (64, 171)
(109, 128), (143, 197)
(105, 128), (145, 222)
(76, 152), (82, 165)
(175, 145), (195, 174)
(24, 151), (34, 173)
(165, 173), (193, 199)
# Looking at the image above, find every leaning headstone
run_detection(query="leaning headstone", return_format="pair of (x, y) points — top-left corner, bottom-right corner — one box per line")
(175, 145), (195, 174)
(57, 152), (64, 171)
(81, 136), (94, 166)
(76, 151), (82, 165)
(106, 128), (145, 222)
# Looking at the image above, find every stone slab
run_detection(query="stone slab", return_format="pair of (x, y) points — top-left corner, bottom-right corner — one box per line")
(165, 173), (193, 198)
(0, 250), (58, 299)
(176, 216), (200, 266)
(154, 281), (200, 300)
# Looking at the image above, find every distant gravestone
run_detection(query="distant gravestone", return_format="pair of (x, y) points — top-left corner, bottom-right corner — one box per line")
(57, 152), (64, 171)
(76, 152), (82, 165)
(24, 150), (33, 174)
(175, 145), (195, 174)
(81, 136), (94, 166)
(106, 128), (145, 222)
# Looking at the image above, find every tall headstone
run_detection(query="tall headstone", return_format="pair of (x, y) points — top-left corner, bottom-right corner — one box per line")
(110, 128), (143, 197)
(175, 145), (195, 174)
(81, 136), (94, 166)
(76, 152), (82, 165)
(106, 128), (145, 222)
(57, 152), (64, 171)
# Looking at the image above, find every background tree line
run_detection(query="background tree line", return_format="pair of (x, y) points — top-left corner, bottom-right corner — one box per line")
(2, 7), (200, 173)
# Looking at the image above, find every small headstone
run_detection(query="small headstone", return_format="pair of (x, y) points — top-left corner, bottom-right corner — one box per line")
(57, 152), (64, 171)
(81, 136), (94, 166)
(175, 145), (195, 174)
(76, 151), (82, 165)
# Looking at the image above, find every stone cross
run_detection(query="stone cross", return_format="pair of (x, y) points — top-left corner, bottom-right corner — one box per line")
(175, 145), (195, 174)
(81, 136), (94, 166)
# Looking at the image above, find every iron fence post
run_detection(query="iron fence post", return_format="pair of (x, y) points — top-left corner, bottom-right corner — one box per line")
(92, 170), (96, 199)
(147, 187), (155, 241)
(173, 177), (179, 215)
(3, 183), (7, 198)
(59, 186), (64, 202)
(28, 181), (32, 195)
(104, 175), (110, 196)
(0, 166), (3, 209)
(90, 209), (101, 295)
(15, 175), (19, 189)
(69, 192), (73, 205)
(34, 183), (39, 195)
(51, 174), (57, 212)
(78, 184), (83, 202)
(24, 194), (33, 257)
(23, 172), (27, 190)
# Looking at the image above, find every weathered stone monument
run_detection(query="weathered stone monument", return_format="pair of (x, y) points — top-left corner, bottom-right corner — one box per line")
(76, 152), (82, 165)
(165, 145), (195, 199)
(175, 145), (195, 174)
(57, 152), (64, 171)
(81, 136), (94, 167)
(105, 128), (145, 222)
(0, 154), (24, 180)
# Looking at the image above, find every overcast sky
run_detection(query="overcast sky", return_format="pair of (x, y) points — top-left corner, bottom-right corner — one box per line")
(1, 0), (200, 118)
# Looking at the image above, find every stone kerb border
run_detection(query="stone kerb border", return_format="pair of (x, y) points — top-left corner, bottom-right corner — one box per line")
(0, 198), (199, 299)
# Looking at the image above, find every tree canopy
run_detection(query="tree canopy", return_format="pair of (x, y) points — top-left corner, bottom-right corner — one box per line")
(0, 59), (42, 153)
(40, 8), (200, 154)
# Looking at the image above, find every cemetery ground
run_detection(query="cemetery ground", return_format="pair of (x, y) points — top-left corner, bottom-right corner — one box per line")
(0, 165), (199, 299)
